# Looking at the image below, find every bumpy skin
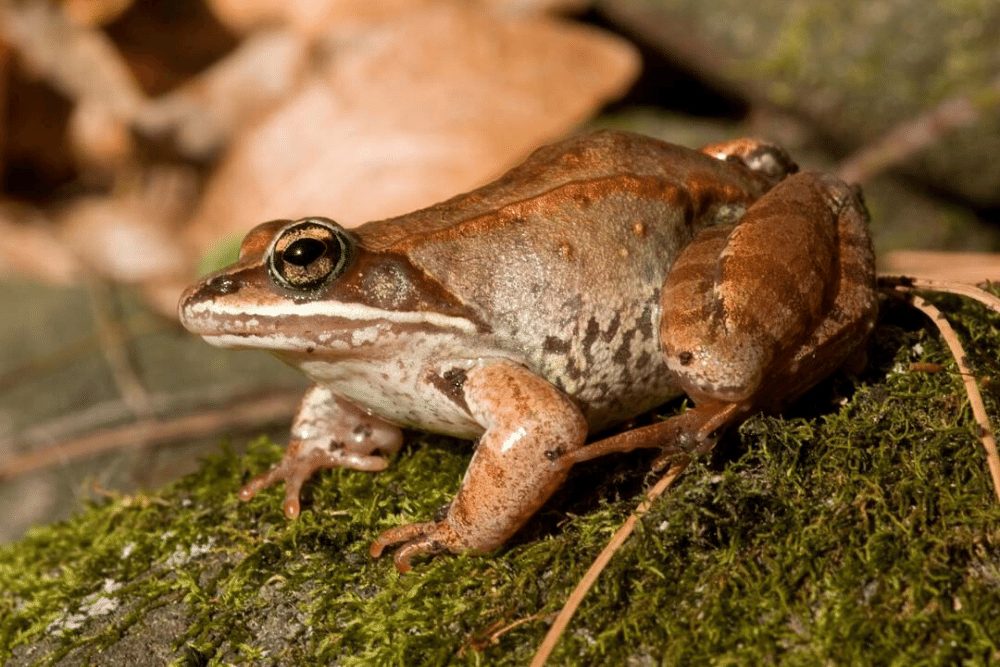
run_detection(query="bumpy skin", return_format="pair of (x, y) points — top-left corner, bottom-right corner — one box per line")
(178, 130), (877, 571)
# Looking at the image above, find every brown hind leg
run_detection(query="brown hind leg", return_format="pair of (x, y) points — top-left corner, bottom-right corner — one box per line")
(564, 171), (877, 466)
(564, 400), (746, 469)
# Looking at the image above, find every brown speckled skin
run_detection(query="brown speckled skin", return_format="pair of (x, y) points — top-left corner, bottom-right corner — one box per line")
(178, 130), (877, 570)
(353, 131), (780, 429)
(371, 361), (588, 571)
(660, 171), (877, 407)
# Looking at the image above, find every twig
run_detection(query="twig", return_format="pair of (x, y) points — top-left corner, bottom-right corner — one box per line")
(487, 612), (548, 646)
(838, 75), (1000, 183)
(909, 362), (944, 374)
(2, 383), (301, 453)
(462, 611), (550, 655)
(0, 312), (167, 394)
(86, 276), (155, 418)
(905, 295), (1000, 503)
(878, 275), (1000, 315)
(0, 391), (300, 482)
(530, 457), (691, 666)
(0, 334), (98, 394)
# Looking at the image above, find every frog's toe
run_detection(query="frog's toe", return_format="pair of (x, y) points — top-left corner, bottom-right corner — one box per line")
(239, 442), (390, 517)
(369, 521), (462, 573)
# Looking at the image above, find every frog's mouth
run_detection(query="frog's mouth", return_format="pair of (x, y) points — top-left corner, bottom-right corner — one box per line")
(178, 289), (331, 352)
(200, 332), (319, 352)
(178, 277), (481, 353)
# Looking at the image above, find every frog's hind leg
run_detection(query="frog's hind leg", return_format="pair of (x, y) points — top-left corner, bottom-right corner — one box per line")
(571, 171), (877, 466)
(757, 179), (878, 408)
(564, 400), (742, 468)
(660, 170), (876, 411)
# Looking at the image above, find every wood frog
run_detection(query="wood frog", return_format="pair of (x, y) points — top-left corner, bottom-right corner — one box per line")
(178, 130), (877, 572)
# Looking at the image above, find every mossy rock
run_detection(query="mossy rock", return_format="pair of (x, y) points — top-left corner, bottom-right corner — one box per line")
(2, 292), (999, 665)
(604, 0), (1000, 208)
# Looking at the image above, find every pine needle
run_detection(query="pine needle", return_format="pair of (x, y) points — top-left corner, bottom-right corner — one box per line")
(904, 294), (1000, 502)
(879, 275), (1000, 314)
(530, 457), (691, 666)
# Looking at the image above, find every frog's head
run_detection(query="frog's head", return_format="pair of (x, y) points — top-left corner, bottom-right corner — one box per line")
(178, 217), (481, 355)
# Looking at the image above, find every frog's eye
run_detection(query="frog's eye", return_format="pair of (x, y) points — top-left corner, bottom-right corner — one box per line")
(268, 218), (353, 290)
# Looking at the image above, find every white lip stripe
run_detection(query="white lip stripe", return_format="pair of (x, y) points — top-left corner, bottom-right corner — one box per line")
(203, 333), (320, 350)
(187, 299), (478, 333)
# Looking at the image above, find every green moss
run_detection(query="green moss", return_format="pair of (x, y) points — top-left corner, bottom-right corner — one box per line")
(2, 291), (999, 665)
(634, 0), (1000, 206)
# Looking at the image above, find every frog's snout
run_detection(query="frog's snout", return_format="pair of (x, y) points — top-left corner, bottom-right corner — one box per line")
(176, 281), (209, 335)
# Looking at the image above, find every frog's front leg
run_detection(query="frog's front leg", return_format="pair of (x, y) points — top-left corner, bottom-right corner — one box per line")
(239, 385), (403, 518)
(370, 360), (588, 572)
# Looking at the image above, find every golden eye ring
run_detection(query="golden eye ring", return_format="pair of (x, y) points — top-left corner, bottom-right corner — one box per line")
(268, 218), (353, 291)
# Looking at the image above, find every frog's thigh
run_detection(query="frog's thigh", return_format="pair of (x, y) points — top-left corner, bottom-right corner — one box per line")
(661, 172), (842, 404)
(763, 177), (878, 403)
(447, 361), (588, 551)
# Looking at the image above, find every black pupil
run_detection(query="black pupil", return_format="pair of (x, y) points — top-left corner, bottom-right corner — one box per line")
(283, 237), (327, 266)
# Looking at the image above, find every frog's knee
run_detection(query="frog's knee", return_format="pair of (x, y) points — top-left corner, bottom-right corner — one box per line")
(813, 172), (867, 218)
(663, 339), (768, 404)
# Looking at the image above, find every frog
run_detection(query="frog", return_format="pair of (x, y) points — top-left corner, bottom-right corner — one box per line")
(178, 129), (878, 572)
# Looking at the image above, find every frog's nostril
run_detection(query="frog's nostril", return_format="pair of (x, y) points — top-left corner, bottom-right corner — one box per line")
(206, 275), (240, 296)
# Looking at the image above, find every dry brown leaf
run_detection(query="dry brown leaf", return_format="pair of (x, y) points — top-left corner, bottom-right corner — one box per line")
(184, 4), (638, 255)
(60, 168), (195, 283)
(0, 204), (80, 284)
(61, 0), (134, 27)
(1, 0), (146, 175)
(206, 0), (439, 38)
(3, 1), (302, 167)
(881, 251), (1000, 284)
(135, 29), (309, 159)
(484, 0), (591, 15)
(0, 0), (144, 118)
(204, 0), (590, 39)
(61, 199), (186, 283)
(68, 99), (135, 174)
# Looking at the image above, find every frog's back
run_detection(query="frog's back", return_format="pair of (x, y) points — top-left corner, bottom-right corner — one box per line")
(356, 130), (770, 427)
(357, 130), (764, 253)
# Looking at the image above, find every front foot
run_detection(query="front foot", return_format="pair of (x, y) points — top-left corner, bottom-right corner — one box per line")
(240, 386), (404, 518)
(240, 439), (389, 519)
(369, 520), (464, 573)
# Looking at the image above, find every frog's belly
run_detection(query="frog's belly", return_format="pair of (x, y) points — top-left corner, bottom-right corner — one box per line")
(297, 356), (487, 440)
(291, 294), (682, 439)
